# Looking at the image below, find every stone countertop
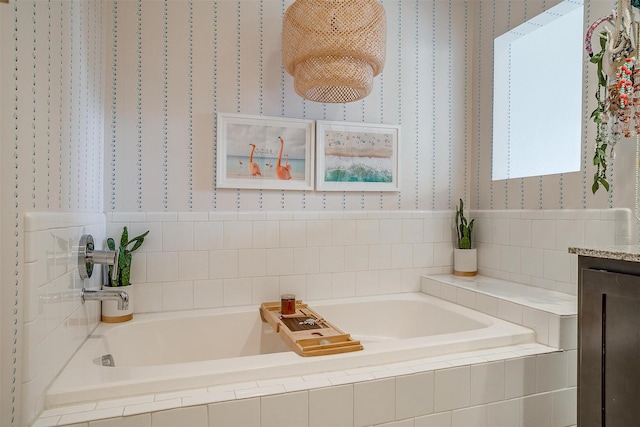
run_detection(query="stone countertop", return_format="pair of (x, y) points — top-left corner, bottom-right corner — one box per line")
(569, 245), (640, 263)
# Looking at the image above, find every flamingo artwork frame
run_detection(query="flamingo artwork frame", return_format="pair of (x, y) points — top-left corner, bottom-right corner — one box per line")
(216, 113), (315, 190)
(315, 120), (400, 192)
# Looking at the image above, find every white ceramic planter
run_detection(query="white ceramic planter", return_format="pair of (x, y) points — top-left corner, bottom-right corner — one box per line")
(101, 284), (133, 323)
(454, 248), (477, 276)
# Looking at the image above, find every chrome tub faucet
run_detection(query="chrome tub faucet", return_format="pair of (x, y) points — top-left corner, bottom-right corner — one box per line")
(78, 234), (129, 311)
(81, 287), (129, 310)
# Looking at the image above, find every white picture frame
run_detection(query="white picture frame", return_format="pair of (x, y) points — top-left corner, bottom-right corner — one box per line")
(316, 120), (400, 192)
(216, 113), (315, 190)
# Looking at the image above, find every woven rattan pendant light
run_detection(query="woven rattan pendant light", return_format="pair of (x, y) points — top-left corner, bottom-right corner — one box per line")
(282, 0), (386, 103)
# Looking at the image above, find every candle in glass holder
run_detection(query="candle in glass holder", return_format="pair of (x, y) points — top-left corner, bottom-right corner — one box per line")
(281, 294), (296, 315)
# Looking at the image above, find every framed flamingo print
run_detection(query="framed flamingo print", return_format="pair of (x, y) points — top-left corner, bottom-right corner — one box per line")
(216, 113), (315, 190)
(315, 121), (400, 192)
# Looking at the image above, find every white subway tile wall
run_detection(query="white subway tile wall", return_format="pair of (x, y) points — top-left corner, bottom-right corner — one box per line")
(473, 208), (632, 295)
(23, 212), (106, 424)
(354, 379), (397, 426)
(106, 211), (454, 314)
(28, 207), (618, 426)
(395, 372), (435, 420)
(260, 392), (309, 427)
(309, 384), (354, 427)
(470, 361), (505, 406)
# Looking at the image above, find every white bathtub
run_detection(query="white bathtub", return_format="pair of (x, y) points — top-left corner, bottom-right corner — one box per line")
(46, 293), (535, 406)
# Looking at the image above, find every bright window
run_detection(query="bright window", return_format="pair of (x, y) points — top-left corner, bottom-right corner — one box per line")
(492, 0), (583, 180)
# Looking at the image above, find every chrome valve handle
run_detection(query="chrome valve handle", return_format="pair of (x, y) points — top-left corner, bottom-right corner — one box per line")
(78, 234), (119, 281)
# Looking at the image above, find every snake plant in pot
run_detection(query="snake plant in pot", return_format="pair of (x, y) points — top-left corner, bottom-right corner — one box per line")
(101, 226), (149, 322)
(454, 198), (477, 276)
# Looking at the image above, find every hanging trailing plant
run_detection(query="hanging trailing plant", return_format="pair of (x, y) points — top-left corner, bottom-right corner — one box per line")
(585, 0), (640, 195)
(590, 31), (611, 194)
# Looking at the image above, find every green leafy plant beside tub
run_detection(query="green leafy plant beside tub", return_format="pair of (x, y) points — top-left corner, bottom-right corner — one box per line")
(107, 226), (149, 287)
(454, 198), (477, 276)
(455, 198), (474, 249)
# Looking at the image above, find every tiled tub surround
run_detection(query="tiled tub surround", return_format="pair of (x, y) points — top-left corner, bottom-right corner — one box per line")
(105, 210), (456, 313)
(33, 277), (579, 427)
(46, 293), (535, 407)
(422, 275), (577, 350)
(23, 212), (107, 424)
(28, 209), (595, 426)
(105, 208), (633, 312)
(471, 208), (632, 295)
(35, 342), (574, 427)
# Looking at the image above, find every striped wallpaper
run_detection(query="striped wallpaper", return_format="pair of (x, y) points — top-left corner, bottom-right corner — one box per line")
(103, 0), (637, 213)
(2, 1), (104, 425)
(8, 0), (104, 213)
(472, 0), (637, 211)
(105, 0), (471, 212)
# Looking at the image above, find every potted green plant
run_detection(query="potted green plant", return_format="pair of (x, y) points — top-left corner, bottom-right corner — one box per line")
(454, 198), (477, 276)
(101, 226), (149, 322)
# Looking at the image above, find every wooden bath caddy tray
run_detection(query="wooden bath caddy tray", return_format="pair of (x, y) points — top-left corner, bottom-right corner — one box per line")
(260, 301), (363, 357)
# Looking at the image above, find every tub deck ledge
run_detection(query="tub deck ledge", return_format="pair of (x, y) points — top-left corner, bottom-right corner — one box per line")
(422, 274), (577, 350)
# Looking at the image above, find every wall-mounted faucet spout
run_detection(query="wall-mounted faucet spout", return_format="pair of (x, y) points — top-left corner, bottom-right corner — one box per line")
(81, 288), (129, 310)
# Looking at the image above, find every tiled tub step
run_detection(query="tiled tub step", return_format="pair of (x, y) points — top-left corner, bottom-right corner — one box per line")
(422, 274), (577, 350)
